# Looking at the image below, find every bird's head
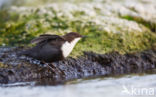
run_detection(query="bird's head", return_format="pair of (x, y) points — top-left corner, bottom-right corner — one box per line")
(63, 32), (84, 42)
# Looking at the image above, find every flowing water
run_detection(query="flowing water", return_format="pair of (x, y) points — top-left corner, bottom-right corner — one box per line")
(1, 74), (156, 97)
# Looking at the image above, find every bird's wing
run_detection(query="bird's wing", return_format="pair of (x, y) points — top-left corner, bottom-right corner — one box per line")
(31, 34), (65, 44)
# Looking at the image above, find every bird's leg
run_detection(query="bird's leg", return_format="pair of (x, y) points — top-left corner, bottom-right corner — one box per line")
(45, 62), (62, 75)
(50, 62), (65, 77)
(41, 61), (65, 77)
(46, 63), (55, 71)
(40, 61), (55, 72)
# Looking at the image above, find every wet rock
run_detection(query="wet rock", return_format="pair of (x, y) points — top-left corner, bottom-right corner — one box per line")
(0, 47), (156, 85)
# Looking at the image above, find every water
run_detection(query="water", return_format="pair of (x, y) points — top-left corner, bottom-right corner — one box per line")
(0, 74), (156, 97)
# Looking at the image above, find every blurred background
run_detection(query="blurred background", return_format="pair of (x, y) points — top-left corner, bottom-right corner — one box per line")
(0, 0), (156, 97)
(0, 0), (156, 56)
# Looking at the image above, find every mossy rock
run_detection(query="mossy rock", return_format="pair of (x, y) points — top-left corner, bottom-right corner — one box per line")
(0, 0), (156, 56)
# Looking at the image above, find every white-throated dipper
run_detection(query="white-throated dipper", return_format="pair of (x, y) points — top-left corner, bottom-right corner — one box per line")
(20, 32), (83, 62)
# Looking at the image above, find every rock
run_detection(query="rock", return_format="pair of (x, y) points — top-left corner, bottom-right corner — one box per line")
(0, 47), (155, 85)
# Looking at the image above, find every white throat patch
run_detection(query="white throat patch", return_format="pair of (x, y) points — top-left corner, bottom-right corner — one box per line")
(61, 38), (81, 57)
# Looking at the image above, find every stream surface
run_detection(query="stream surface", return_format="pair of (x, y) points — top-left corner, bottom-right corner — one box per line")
(0, 74), (156, 97)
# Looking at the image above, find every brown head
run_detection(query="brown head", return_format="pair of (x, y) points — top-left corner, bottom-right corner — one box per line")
(63, 32), (83, 42)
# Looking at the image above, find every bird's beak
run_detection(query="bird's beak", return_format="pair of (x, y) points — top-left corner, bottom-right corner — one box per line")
(82, 35), (87, 38)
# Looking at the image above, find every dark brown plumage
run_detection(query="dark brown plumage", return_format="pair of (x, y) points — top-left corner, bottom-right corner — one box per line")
(20, 32), (83, 62)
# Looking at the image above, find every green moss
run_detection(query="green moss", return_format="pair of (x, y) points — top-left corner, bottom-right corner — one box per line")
(0, 5), (156, 57)
(71, 28), (156, 57)
(121, 15), (156, 33)
(0, 62), (9, 68)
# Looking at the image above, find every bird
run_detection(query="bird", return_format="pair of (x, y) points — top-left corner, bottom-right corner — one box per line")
(19, 32), (83, 62)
